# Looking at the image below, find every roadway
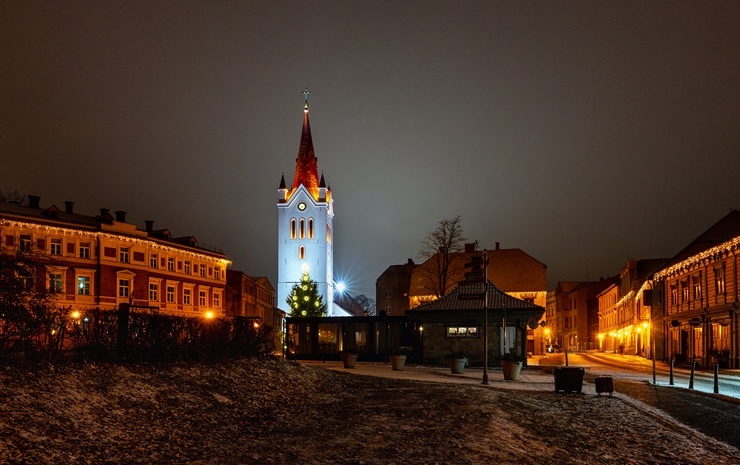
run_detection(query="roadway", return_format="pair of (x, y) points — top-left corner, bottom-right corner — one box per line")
(553, 351), (740, 400)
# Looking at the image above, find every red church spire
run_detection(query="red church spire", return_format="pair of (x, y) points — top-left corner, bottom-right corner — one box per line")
(292, 88), (320, 199)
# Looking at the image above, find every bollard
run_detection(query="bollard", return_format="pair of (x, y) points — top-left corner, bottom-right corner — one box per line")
(689, 360), (696, 389)
(714, 363), (719, 394)
(669, 359), (675, 386)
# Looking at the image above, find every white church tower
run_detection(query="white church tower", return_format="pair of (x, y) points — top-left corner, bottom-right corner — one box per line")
(277, 89), (337, 315)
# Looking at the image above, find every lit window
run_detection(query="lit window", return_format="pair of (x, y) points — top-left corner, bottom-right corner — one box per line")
(78, 276), (91, 295)
(118, 279), (130, 298)
(166, 285), (175, 303)
(49, 273), (63, 293)
(149, 283), (158, 301)
(119, 247), (129, 263)
(19, 234), (32, 252)
(150, 253), (158, 268)
(693, 276), (702, 300)
(715, 266), (726, 295)
(447, 327), (479, 338)
(50, 238), (62, 256)
(79, 242), (91, 259)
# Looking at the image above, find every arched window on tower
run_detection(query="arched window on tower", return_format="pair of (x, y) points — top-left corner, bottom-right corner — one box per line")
(290, 218), (296, 239)
(299, 218), (305, 239)
(299, 246), (305, 260)
(308, 218), (314, 239)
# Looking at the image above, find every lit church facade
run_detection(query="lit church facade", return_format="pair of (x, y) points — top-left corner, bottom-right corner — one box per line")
(277, 90), (342, 316)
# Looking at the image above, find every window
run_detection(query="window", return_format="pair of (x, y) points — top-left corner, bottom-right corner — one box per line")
(681, 280), (689, 303)
(308, 218), (314, 239)
(167, 257), (175, 272)
(299, 246), (305, 259)
(49, 273), (63, 293)
(385, 290), (391, 297)
(118, 279), (130, 298)
(693, 276), (702, 301)
(715, 266), (726, 295)
(149, 283), (158, 301)
(670, 284), (678, 306)
(199, 264), (206, 277)
(78, 276), (91, 295)
(150, 253), (158, 268)
(119, 247), (129, 263)
(213, 292), (220, 309)
(447, 327), (479, 338)
(50, 238), (62, 256)
(199, 290), (207, 306)
(79, 242), (91, 259)
(214, 267), (220, 280)
(184, 260), (191, 274)
(166, 285), (175, 303)
(299, 218), (305, 239)
(183, 288), (192, 305)
(290, 219), (297, 239)
(19, 234), (32, 252)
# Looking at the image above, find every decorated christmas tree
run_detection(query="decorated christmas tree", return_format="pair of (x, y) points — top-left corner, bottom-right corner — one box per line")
(287, 271), (326, 317)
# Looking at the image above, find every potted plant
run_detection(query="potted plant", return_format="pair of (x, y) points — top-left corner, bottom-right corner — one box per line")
(341, 348), (359, 368)
(390, 347), (410, 371)
(500, 350), (524, 381)
(445, 351), (468, 374)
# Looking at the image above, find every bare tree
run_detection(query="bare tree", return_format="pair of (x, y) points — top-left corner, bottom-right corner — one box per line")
(417, 215), (467, 298)
(353, 294), (376, 316)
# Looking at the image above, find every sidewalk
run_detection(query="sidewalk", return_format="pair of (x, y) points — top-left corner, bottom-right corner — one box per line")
(300, 359), (600, 394)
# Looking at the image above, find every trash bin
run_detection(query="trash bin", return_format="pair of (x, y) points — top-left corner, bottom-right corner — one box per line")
(554, 367), (585, 393)
(595, 376), (614, 396)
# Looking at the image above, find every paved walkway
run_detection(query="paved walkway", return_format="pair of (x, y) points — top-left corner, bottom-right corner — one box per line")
(300, 358), (599, 394)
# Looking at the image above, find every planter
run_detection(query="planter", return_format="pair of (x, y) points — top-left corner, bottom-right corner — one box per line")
(342, 352), (358, 369)
(390, 355), (407, 371)
(501, 360), (523, 381)
(554, 367), (585, 393)
(448, 358), (467, 374)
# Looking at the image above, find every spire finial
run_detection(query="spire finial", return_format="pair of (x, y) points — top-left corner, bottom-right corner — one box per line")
(303, 87), (310, 112)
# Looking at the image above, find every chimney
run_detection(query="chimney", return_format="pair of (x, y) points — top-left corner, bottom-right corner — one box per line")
(64, 201), (74, 214)
(115, 210), (127, 222)
(28, 195), (41, 209)
(407, 258), (414, 265)
(145, 220), (154, 232)
(495, 242), (500, 250)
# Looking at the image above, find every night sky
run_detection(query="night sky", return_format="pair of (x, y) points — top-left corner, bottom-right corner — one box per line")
(3, 2), (740, 299)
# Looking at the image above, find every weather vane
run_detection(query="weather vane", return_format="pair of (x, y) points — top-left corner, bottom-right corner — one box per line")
(303, 87), (310, 110)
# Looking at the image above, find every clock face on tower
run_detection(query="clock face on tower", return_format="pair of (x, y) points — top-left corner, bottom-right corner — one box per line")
(297, 202), (306, 211)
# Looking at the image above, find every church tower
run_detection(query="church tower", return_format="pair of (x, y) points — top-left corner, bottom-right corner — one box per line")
(277, 89), (335, 315)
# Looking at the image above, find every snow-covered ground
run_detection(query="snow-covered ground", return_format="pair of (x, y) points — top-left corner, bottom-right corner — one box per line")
(1, 357), (739, 464)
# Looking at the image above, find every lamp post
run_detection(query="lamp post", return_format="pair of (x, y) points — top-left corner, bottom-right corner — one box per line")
(482, 250), (489, 385)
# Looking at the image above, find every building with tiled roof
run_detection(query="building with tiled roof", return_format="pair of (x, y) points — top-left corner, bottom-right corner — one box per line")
(407, 271), (544, 366)
(0, 194), (231, 317)
(653, 209), (740, 368)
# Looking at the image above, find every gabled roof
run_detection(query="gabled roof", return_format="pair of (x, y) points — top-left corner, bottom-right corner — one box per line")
(661, 209), (740, 270)
(410, 278), (544, 312)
